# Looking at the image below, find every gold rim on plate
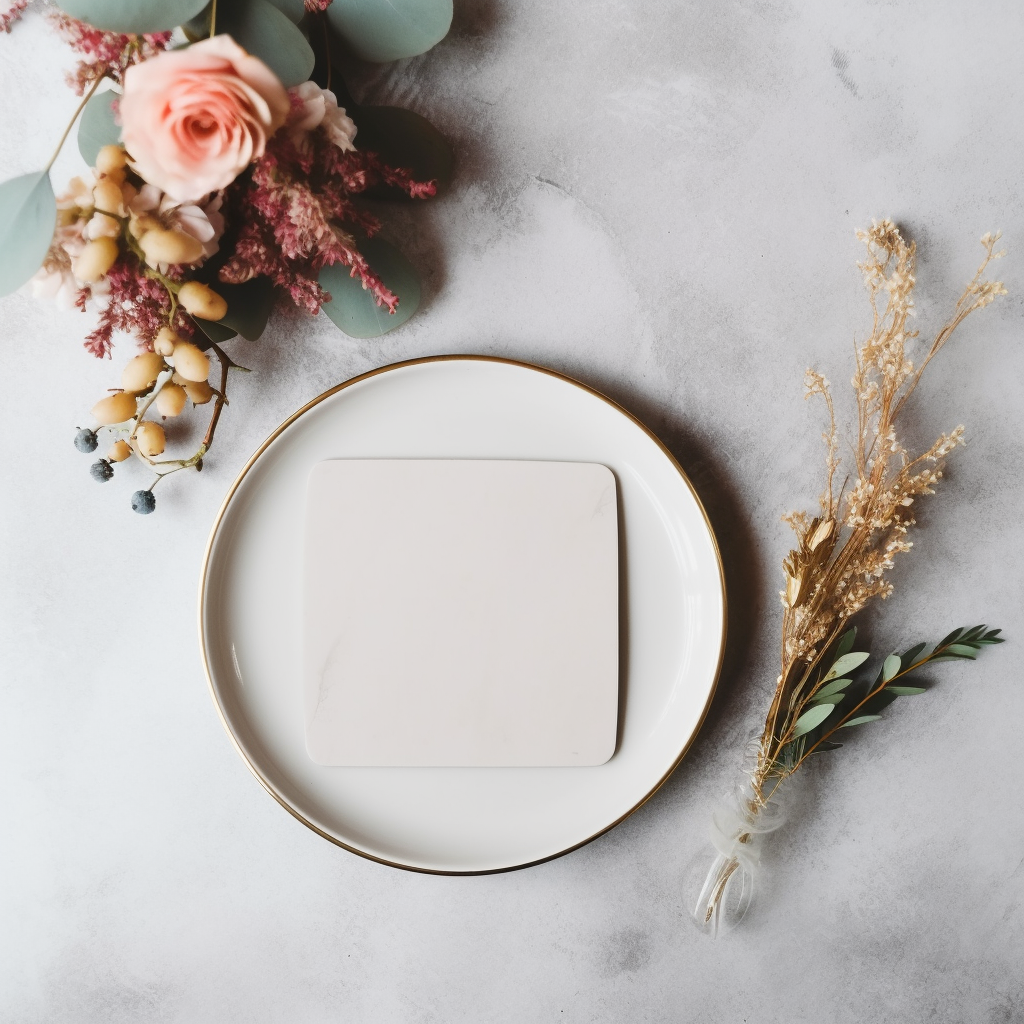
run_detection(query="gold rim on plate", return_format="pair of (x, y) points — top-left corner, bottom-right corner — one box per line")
(197, 354), (727, 875)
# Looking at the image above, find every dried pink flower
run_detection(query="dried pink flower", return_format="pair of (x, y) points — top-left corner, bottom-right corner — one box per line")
(48, 11), (171, 94)
(84, 258), (195, 358)
(1, 0), (28, 33)
(218, 120), (436, 316)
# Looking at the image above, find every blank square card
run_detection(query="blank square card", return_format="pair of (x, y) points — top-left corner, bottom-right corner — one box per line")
(303, 459), (619, 767)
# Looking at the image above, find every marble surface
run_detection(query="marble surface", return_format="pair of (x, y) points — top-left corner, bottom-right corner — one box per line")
(2, 2), (1023, 1020)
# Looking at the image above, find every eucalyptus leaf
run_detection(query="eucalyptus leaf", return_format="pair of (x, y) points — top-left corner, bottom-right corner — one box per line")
(78, 89), (120, 166)
(792, 702), (836, 739)
(886, 686), (927, 695)
(351, 106), (454, 196)
(217, 0), (315, 87)
(882, 654), (901, 682)
(319, 236), (420, 338)
(194, 318), (237, 344)
(327, 0), (452, 63)
(0, 171), (56, 297)
(216, 278), (276, 340)
(961, 625), (987, 642)
(840, 715), (882, 728)
(937, 627), (965, 648)
(265, 0), (305, 22)
(55, 0), (209, 32)
(812, 677), (850, 701)
(822, 651), (870, 682)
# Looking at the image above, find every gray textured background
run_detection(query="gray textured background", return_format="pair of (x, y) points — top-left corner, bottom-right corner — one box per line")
(2, 1), (1023, 1021)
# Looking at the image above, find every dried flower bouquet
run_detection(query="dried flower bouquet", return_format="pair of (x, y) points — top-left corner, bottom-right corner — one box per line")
(0, 0), (454, 512)
(695, 221), (1007, 934)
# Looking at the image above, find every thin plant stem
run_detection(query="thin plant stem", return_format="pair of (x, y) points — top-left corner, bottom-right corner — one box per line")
(46, 74), (105, 172)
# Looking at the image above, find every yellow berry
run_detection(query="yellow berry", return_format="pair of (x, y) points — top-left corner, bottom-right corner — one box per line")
(154, 327), (181, 357)
(106, 439), (131, 463)
(155, 383), (187, 417)
(128, 213), (160, 239)
(139, 228), (204, 267)
(135, 420), (166, 457)
(177, 281), (228, 321)
(72, 237), (119, 283)
(171, 341), (210, 383)
(95, 145), (127, 175)
(121, 352), (166, 393)
(92, 391), (137, 425)
(92, 179), (124, 215)
(184, 379), (214, 406)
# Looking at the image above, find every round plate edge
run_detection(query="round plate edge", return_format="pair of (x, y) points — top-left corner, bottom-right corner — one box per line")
(196, 353), (728, 875)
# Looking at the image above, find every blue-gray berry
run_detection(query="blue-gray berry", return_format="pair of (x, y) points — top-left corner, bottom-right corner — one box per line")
(90, 459), (114, 483)
(131, 489), (156, 514)
(74, 428), (98, 453)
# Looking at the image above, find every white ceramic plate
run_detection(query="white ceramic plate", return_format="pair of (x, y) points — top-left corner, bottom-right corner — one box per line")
(200, 356), (725, 874)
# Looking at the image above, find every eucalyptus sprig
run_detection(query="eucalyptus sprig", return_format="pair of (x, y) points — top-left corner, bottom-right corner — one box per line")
(776, 625), (1005, 775)
(695, 223), (1009, 933)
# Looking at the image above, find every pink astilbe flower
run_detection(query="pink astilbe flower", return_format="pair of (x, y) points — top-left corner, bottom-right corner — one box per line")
(84, 258), (195, 358)
(49, 11), (171, 94)
(304, 0), (333, 11)
(219, 118), (436, 315)
(1, 0), (29, 33)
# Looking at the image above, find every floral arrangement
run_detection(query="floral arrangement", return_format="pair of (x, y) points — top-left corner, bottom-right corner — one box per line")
(693, 221), (1008, 934)
(0, 0), (454, 512)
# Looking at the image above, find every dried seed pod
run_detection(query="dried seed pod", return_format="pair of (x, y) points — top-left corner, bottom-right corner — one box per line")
(72, 237), (119, 283)
(155, 383), (187, 417)
(106, 439), (132, 462)
(171, 341), (210, 383)
(139, 228), (204, 267)
(92, 391), (137, 425)
(177, 281), (227, 321)
(135, 420), (166, 457)
(121, 352), (166, 393)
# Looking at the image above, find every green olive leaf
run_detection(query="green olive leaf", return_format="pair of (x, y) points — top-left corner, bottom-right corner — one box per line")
(812, 677), (850, 701)
(944, 644), (979, 659)
(822, 651), (870, 683)
(0, 171), (57, 297)
(792, 702), (836, 739)
(840, 715), (883, 728)
(832, 627), (857, 662)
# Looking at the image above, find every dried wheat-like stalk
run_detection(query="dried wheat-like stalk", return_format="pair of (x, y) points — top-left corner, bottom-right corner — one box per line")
(696, 222), (1007, 931)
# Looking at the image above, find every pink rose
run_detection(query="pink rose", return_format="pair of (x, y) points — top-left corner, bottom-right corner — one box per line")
(120, 35), (289, 203)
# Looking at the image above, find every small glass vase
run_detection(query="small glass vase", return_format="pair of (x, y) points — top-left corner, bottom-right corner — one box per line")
(692, 750), (794, 936)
